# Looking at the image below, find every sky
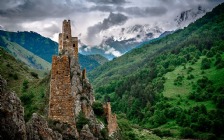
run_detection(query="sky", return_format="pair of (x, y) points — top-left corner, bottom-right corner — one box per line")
(0, 0), (223, 46)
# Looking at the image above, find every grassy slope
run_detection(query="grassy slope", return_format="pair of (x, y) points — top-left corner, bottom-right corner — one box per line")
(0, 47), (36, 94)
(158, 54), (224, 136)
(1, 38), (51, 70)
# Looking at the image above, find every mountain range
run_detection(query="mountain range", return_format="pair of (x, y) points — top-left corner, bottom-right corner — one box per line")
(79, 6), (207, 60)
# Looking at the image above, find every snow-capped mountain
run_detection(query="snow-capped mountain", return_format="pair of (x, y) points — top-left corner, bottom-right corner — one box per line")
(102, 24), (163, 42)
(175, 6), (206, 28)
(80, 25), (163, 60)
(79, 6), (207, 60)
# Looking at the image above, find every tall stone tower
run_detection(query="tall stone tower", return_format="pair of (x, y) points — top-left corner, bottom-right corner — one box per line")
(48, 20), (78, 123)
(49, 19), (95, 124)
(48, 20), (118, 139)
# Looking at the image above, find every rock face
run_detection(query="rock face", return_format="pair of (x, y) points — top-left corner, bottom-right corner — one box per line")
(0, 75), (26, 140)
(103, 102), (118, 136)
(0, 75), (64, 140)
(26, 113), (62, 140)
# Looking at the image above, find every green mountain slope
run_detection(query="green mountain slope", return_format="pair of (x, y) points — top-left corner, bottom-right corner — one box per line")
(0, 37), (51, 70)
(0, 30), (58, 63)
(89, 3), (224, 139)
(0, 48), (41, 94)
(0, 47), (50, 120)
(87, 54), (109, 65)
(0, 30), (107, 71)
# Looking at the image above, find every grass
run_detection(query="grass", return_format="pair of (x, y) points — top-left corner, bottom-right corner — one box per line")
(1, 38), (51, 70)
(162, 55), (220, 110)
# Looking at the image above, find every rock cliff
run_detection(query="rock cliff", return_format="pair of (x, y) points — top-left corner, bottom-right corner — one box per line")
(0, 75), (26, 140)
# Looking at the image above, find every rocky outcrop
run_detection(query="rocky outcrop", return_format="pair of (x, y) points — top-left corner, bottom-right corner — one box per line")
(0, 75), (26, 140)
(103, 102), (118, 136)
(26, 113), (62, 140)
(80, 125), (97, 140)
(0, 75), (64, 140)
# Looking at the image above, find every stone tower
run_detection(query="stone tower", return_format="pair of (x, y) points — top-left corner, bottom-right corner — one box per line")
(48, 20), (118, 139)
(49, 19), (95, 124)
(49, 20), (78, 123)
(58, 20), (78, 58)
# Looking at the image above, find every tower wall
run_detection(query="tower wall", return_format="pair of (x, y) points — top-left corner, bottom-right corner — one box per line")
(103, 102), (118, 135)
(58, 33), (63, 54)
(62, 20), (72, 52)
(72, 37), (78, 58)
(49, 55), (74, 122)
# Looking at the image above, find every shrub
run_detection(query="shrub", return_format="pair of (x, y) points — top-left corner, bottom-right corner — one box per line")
(152, 129), (172, 137)
(22, 80), (29, 92)
(30, 72), (39, 79)
(8, 73), (18, 80)
(187, 74), (194, 80)
(201, 58), (211, 69)
(100, 128), (108, 140)
(92, 102), (104, 116)
(216, 95), (224, 108)
(76, 112), (90, 132)
(180, 127), (195, 138)
(174, 75), (184, 86)
(13, 73), (18, 80)
(20, 92), (34, 105)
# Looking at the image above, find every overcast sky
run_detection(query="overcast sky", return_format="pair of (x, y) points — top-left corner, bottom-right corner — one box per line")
(0, 0), (223, 45)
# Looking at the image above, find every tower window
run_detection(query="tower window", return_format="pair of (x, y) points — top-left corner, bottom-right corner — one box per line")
(66, 36), (68, 39)
(73, 44), (75, 47)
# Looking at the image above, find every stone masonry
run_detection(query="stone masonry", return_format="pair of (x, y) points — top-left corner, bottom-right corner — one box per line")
(49, 20), (78, 123)
(49, 55), (74, 123)
(103, 102), (118, 136)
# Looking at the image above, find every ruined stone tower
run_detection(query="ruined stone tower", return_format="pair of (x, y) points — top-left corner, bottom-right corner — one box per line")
(49, 19), (95, 124)
(49, 20), (77, 123)
(103, 102), (118, 136)
(48, 20), (118, 139)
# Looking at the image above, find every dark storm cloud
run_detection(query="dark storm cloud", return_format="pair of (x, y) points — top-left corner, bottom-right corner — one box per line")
(0, 0), (86, 20)
(87, 0), (127, 5)
(90, 5), (167, 17)
(87, 12), (128, 43)
(90, 5), (114, 12)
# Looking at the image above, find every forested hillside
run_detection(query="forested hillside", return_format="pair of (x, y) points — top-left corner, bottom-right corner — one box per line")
(89, 3), (224, 139)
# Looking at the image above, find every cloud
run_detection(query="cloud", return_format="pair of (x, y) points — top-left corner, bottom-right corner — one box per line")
(86, 12), (128, 45)
(90, 5), (167, 17)
(117, 6), (167, 17)
(105, 47), (122, 57)
(0, 0), (223, 46)
(87, 0), (127, 5)
(0, 0), (87, 20)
